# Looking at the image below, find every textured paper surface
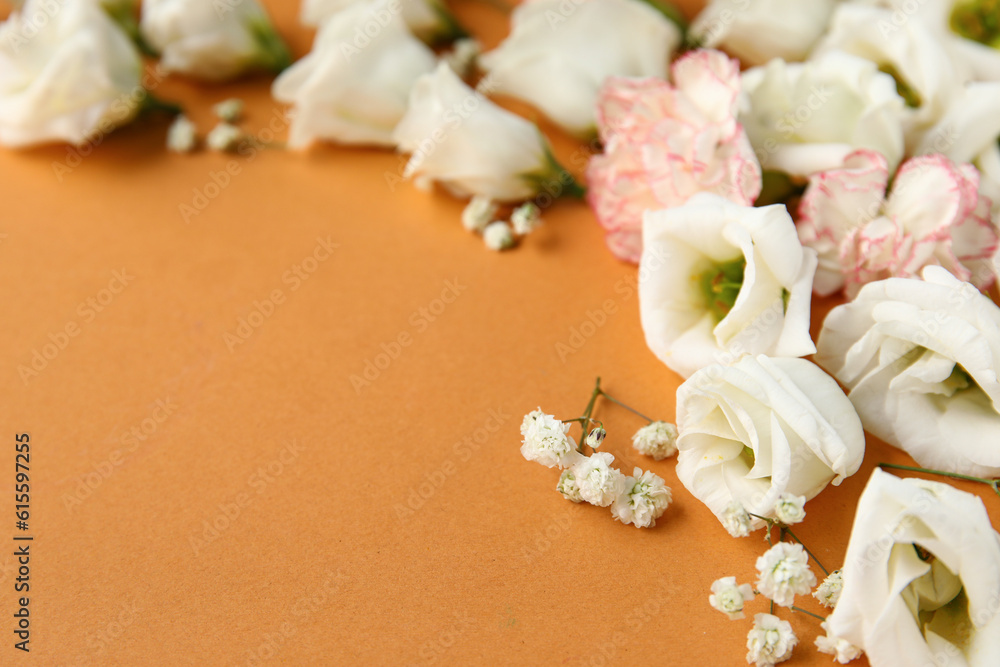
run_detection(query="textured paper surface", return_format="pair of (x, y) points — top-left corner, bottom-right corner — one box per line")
(2, 1), (996, 664)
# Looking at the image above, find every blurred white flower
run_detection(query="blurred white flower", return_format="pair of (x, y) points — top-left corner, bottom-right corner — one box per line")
(816, 266), (1000, 478)
(709, 576), (755, 620)
(691, 0), (835, 67)
(676, 355), (865, 532)
(273, 0), (437, 149)
(630, 421), (678, 460)
(394, 64), (579, 202)
(756, 542), (817, 607)
(0, 0), (142, 147)
(639, 193), (817, 379)
(212, 98), (244, 123)
(206, 122), (243, 152)
(166, 114), (197, 152)
(610, 468), (671, 528)
(740, 52), (906, 178)
(814, 570), (843, 609)
(510, 203), (541, 236)
(483, 221), (515, 251)
(300, 0), (467, 45)
(478, 0), (681, 136)
(746, 613), (797, 666)
(826, 468), (1000, 666)
(461, 196), (497, 233)
(141, 0), (289, 81)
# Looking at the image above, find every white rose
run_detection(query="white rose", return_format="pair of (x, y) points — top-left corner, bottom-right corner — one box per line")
(812, 3), (966, 151)
(676, 355), (865, 532)
(141, 0), (289, 81)
(816, 265), (1000, 478)
(272, 0), (436, 149)
(392, 63), (580, 202)
(638, 193), (817, 379)
(0, 0), (142, 148)
(300, 0), (465, 45)
(478, 0), (680, 137)
(691, 0), (835, 67)
(740, 51), (906, 178)
(826, 468), (1000, 666)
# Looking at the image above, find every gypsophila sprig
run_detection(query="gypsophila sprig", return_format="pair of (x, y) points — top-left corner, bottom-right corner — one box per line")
(631, 421), (678, 460)
(520, 409), (581, 469)
(461, 196), (497, 233)
(813, 570), (843, 609)
(709, 577), (755, 620)
(556, 469), (583, 503)
(815, 620), (862, 664)
(773, 493), (806, 525)
(755, 542), (817, 608)
(746, 613), (797, 667)
(574, 452), (627, 507)
(721, 501), (753, 538)
(611, 468), (672, 528)
(586, 426), (607, 449)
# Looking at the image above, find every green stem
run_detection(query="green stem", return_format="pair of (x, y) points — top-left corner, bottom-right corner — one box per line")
(878, 463), (1000, 500)
(142, 94), (183, 116)
(790, 606), (825, 621)
(598, 392), (654, 424)
(770, 599), (774, 615)
(578, 377), (603, 452)
(781, 526), (829, 577)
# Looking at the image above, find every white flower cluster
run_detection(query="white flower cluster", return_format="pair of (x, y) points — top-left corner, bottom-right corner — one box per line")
(461, 198), (543, 252)
(521, 408), (672, 528)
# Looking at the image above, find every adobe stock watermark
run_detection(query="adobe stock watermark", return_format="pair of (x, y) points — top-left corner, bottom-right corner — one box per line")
(223, 236), (339, 352)
(584, 576), (679, 667)
(418, 610), (477, 664)
(393, 407), (511, 520)
(188, 441), (305, 556)
(61, 397), (179, 513)
(17, 269), (134, 385)
(1, 0), (68, 53)
(520, 503), (583, 563)
(350, 278), (467, 393)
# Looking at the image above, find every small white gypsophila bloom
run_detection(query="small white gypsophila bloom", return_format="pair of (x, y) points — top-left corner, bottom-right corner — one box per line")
(756, 542), (817, 608)
(709, 576), (755, 620)
(483, 221), (515, 251)
(773, 493), (806, 525)
(815, 620), (862, 664)
(444, 37), (481, 78)
(746, 613), (797, 667)
(721, 501), (753, 538)
(213, 98), (244, 123)
(813, 570), (843, 609)
(166, 115), (197, 153)
(556, 469), (583, 503)
(520, 409), (580, 469)
(510, 202), (541, 235)
(611, 468), (672, 528)
(206, 122), (244, 152)
(585, 426), (606, 449)
(413, 175), (434, 192)
(631, 421), (678, 460)
(573, 452), (626, 507)
(461, 195), (497, 233)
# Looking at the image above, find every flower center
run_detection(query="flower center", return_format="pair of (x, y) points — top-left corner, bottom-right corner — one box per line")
(950, 0), (1000, 47)
(878, 63), (922, 108)
(895, 544), (973, 653)
(700, 258), (746, 321)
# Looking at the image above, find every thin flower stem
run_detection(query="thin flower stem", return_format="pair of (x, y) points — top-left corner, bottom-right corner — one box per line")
(769, 600), (774, 615)
(790, 606), (825, 621)
(577, 377), (603, 452)
(597, 391), (655, 424)
(782, 526), (829, 577)
(878, 463), (1000, 500)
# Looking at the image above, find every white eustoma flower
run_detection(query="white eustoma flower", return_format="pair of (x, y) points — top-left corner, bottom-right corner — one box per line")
(556, 469), (583, 503)
(815, 620), (863, 664)
(393, 63), (580, 202)
(740, 52), (906, 178)
(572, 452), (626, 507)
(773, 493), (806, 525)
(0, 0), (142, 148)
(814, 570), (843, 609)
(272, 0), (437, 149)
(746, 613), (797, 666)
(141, 0), (290, 81)
(676, 355), (865, 532)
(709, 576), (755, 620)
(721, 501), (753, 538)
(300, 0), (467, 46)
(816, 266), (1000, 478)
(639, 193), (817, 379)
(520, 409), (581, 469)
(826, 469), (1000, 666)
(691, 0), (835, 67)
(630, 421), (678, 460)
(812, 3), (966, 150)
(610, 468), (671, 528)
(756, 542), (817, 607)
(478, 0), (681, 137)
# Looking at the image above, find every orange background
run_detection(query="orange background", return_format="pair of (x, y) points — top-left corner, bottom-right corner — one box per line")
(1, 1), (996, 665)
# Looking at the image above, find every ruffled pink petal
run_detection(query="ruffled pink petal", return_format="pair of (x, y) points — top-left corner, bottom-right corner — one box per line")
(670, 49), (741, 134)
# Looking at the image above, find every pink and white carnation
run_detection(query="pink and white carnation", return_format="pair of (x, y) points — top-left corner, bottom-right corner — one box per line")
(586, 49), (762, 263)
(797, 149), (998, 297)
